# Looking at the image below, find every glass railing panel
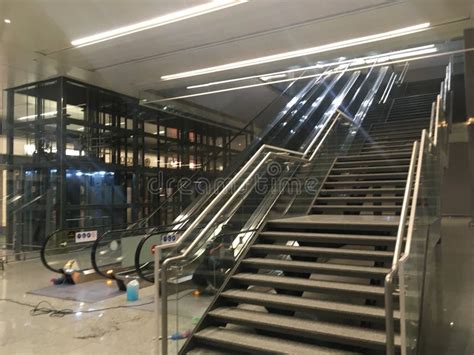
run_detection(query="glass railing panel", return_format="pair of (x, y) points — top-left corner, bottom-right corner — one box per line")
(161, 153), (306, 352)
(400, 132), (441, 354)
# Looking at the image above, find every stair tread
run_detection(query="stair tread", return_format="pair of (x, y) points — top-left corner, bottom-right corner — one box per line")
(331, 165), (410, 172)
(251, 244), (393, 259)
(321, 188), (405, 193)
(312, 206), (402, 212)
(194, 327), (358, 354)
(268, 214), (400, 227)
(221, 289), (400, 320)
(260, 231), (396, 242)
(327, 172), (408, 179)
(324, 180), (407, 186)
(242, 257), (390, 275)
(334, 159), (410, 166)
(316, 196), (403, 201)
(338, 151), (412, 160)
(207, 307), (401, 349)
(233, 273), (387, 295)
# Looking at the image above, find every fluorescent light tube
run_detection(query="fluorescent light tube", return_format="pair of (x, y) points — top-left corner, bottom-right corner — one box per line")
(162, 22), (430, 80)
(186, 44), (435, 90)
(260, 73), (287, 82)
(71, 0), (247, 47)
(17, 111), (57, 121)
(148, 46), (456, 103)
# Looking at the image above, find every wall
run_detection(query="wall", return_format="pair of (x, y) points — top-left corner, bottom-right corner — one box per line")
(442, 124), (472, 216)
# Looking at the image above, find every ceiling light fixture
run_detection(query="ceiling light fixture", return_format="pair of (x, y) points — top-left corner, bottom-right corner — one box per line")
(162, 22), (430, 81)
(186, 44), (435, 90)
(4, 19), (11, 24)
(71, 0), (247, 47)
(260, 73), (287, 82)
(146, 45), (463, 104)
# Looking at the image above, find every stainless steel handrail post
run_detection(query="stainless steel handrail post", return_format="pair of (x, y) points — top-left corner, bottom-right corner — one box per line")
(434, 95), (441, 147)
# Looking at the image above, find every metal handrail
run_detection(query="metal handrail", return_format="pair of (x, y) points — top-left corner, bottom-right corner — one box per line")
(155, 115), (340, 266)
(157, 109), (344, 354)
(384, 138), (421, 354)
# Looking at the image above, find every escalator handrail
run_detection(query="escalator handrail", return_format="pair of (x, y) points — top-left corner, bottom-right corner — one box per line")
(40, 224), (111, 273)
(91, 225), (190, 280)
(90, 221), (191, 279)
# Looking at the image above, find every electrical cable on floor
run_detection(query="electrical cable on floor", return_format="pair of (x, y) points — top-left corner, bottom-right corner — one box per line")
(0, 298), (154, 317)
(0, 288), (194, 318)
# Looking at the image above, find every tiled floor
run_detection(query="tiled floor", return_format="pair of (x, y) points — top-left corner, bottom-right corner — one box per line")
(0, 217), (472, 354)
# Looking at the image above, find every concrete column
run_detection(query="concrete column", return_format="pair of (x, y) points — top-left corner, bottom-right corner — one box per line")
(464, 29), (474, 226)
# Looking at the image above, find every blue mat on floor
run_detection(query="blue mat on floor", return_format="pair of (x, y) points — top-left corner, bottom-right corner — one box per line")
(28, 280), (124, 303)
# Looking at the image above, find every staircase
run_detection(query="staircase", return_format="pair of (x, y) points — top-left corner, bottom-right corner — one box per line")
(180, 92), (437, 354)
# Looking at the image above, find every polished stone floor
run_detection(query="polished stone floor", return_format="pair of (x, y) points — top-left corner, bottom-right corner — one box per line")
(420, 217), (474, 355)
(0, 217), (472, 354)
(0, 257), (211, 354)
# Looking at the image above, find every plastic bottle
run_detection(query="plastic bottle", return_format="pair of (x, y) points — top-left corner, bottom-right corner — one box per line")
(126, 279), (139, 301)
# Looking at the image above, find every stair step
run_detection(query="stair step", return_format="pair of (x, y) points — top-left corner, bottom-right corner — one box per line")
(220, 289), (400, 322)
(267, 215), (400, 232)
(259, 231), (397, 245)
(370, 124), (426, 132)
(365, 139), (415, 146)
(232, 273), (388, 298)
(315, 196), (404, 203)
(334, 159), (410, 167)
(251, 244), (393, 261)
(207, 308), (400, 350)
(331, 165), (409, 173)
(312, 205), (402, 212)
(323, 180), (406, 187)
(242, 258), (390, 278)
(193, 327), (359, 355)
(369, 131), (422, 138)
(338, 151), (412, 161)
(327, 172), (407, 180)
(361, 143), (413, 151)
(371, 118), (429, 128)
(320, 188), (405, 195)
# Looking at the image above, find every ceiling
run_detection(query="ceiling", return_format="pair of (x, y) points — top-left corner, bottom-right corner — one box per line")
(1, 0), (473, 126)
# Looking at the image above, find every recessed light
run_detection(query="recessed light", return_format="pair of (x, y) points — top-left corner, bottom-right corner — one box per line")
(162, 22), (430, 81)
(71, 0), (247, 47)
(4, 19), (11, 24)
